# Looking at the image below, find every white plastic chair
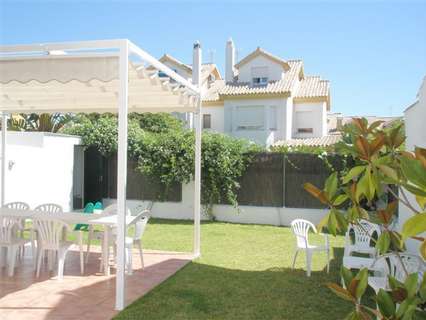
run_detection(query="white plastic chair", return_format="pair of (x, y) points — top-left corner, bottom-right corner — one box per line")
(0, 216), (29, 276)
(34, 203), (63, 214)
(85, 203), (131, 265)
(368, 253), (425, 294)
(291, 219), (330, 277)
(2, 202), (30, 258)
(32, 204), (64, 269)
(123, 209), (151, 274)
(344, 220), (381, 258)
(33, 218), (84, 279)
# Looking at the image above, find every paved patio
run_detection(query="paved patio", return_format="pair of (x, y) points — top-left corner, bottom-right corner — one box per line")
(0, 245), (192, 320)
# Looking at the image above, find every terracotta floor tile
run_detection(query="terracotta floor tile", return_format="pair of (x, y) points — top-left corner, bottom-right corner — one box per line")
(0, 246), (192, 320)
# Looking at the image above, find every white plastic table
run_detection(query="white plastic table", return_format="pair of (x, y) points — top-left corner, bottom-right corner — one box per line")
(0, 207), (138, 276)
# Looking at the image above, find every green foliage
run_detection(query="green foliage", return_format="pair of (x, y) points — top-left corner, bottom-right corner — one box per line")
(200, 133), (260, 215)
(270, 143), (336, 155)
(129, 112), (185, 133)
(63, 114), (119, 155)
(303, 117), (426, 319)
(63, 112), (261, 217)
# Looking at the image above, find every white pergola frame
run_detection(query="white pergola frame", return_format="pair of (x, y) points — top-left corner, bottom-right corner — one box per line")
(0, 39), (202, 310)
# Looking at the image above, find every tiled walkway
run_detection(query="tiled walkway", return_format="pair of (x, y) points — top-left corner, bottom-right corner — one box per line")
(0, 245), (192, 320)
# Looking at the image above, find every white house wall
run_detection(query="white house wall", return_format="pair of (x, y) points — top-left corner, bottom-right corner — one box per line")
(161, 61), (191, 81)
(399, 78), (426, 254)
(103, 181), (328, 227)
(0, 132), (81, 211)
(238, 55), (285, 83)
(292, 102), (327, 138)
(202, 105), (224, 132)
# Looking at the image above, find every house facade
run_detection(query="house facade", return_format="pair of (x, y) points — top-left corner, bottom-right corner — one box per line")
(399, 76), (426, 254)
(158, 39), (331, 146)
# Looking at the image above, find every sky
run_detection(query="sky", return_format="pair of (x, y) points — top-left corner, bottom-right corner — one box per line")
(1, 0), (425, 117)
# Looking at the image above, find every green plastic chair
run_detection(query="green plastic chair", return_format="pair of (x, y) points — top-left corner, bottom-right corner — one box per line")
(93, 201), (103, 212)
(74, 202), (94, 231)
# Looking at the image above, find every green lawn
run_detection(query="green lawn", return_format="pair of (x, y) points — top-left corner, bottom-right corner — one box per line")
(114, 218), (354, 320)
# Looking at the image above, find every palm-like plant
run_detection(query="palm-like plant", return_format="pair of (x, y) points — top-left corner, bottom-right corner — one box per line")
(6, 113), (72, 132)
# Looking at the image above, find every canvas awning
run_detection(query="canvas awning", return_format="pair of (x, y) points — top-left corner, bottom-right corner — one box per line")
(0, 53), (199, 113)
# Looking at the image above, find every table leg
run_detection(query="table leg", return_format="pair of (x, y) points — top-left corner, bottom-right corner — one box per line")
(103, 226), (110, 276)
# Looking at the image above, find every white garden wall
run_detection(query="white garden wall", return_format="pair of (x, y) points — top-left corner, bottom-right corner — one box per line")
(103, 181), (328, 226)
(0, 132), (81, 211)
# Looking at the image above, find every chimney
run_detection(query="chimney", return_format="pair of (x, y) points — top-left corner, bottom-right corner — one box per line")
(225, 38), (236, 83)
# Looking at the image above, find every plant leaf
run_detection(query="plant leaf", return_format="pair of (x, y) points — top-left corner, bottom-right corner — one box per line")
(401, 212), (426, 240)
(404, 273), (418, 298)
(325, 172), (339, 200)
(303, 182), (329, 205)
(377, 164), (399, 182)
(376, 289), (396, 318)
(343, 166), (366, 184)
(327, 283), (356, 302)
(354, 268), (369, 299)
(341, 266), (354, 289)
(400, 156), (426, 189)
(376, 231), (391, 254)
(333, 194), (349, 206)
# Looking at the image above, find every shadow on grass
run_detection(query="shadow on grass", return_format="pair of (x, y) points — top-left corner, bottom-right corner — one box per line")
(115, 247), (354, 320)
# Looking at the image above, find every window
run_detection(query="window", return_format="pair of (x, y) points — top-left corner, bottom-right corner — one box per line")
(295, 111), (314, 135)
(251, 66), (269, 86)
(252, 77), (268, 86)
(236, 106), (265, 130)
(158, 68), (178, 78)
(203, 114), (211, 129)
(297, 128), (313, 133)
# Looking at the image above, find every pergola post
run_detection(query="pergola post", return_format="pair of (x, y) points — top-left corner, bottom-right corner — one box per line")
(115, 40), (129, 311)
(192, 42), (202, 257)
(1, 112), (7, 206)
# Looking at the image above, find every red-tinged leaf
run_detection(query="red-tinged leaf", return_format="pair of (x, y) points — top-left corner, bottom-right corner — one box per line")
(355, 136), (370, 160)
(386, 200), (398, 215)
(391, 288), (407, 303)
(368, 120), (385, 132)
(377, 210), (392, 225)
(370, 132), (385, 155)
(327, 283), (356, 302)
(400, 151), (415, 159)
(352, 118), (368, 133)
(303, 183), (329, 205)
(415, 147), (426, 168)
(348, 278), (359, 298)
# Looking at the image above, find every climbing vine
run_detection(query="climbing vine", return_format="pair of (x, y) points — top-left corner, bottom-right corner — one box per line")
(63, 113), (260, 217)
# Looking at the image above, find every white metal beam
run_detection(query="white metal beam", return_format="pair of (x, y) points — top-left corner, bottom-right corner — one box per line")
(115, 39), (129, 311)
(128, 41), (199, 95)
(192, 41), (202, 257)
(1, 112), (7, 206)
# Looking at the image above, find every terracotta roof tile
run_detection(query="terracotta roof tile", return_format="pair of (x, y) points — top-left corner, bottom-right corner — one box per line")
(218, 60), (303, 96)
(295, 76), (329, 99)
(273, 134), (342, 147)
